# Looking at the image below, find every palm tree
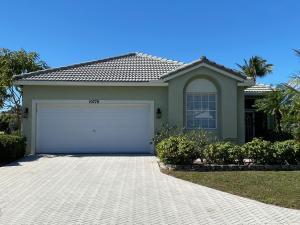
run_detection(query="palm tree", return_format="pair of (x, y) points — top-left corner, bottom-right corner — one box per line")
(237, 56), (273, 82)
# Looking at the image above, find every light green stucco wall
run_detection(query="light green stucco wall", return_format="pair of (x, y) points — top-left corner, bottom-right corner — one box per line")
(22, 69), (246, 153)
(22, 86), (168, 153)
(167, 67), (242, 142)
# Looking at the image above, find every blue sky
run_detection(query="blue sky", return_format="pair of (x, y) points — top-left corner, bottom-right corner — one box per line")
(1, 0), (300, 85)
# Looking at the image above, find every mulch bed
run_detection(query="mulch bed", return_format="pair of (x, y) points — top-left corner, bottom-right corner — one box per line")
(158, 161), (300, 172)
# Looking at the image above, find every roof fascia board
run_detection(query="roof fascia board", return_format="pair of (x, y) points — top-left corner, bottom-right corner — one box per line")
(162, 63), (245, 82)
(237, 79), (255, 87)
(14, 80), (168, 87)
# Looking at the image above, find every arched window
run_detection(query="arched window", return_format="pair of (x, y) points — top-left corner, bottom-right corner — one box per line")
(185, 79), (217, 129)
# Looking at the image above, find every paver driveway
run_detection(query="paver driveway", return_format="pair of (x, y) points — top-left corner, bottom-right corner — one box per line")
(0, 155), (299, 225)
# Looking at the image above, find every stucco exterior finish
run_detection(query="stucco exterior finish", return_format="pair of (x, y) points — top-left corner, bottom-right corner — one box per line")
(167, 67), (244, 142)
(22, 86), (168, 153)
(22, 67), (245, 154)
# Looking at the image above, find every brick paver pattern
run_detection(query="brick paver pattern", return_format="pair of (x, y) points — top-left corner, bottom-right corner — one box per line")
(0, 155), (299, 225)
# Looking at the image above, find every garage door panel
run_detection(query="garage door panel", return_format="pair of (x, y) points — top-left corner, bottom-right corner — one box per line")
(36, 103), (152, 154)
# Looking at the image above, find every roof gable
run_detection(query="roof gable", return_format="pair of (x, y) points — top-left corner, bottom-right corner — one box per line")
(161, 56), (246, 82)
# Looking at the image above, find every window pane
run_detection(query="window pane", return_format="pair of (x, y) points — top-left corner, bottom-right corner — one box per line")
(194, 95), (201, 102)
(209, 101), (216, 110)
(209, 111), (216, 119)
(202, 101), (208, 110)
(202, 95), (208, 101)
(187, 119), (193, 128)
(209, 119), (216, 128)
(187, 100), (193, 110)
(194, 119), (200, 127)
(194, 101), (201, 110)
(209, 94), (216, 101)
(202, 119), (209, 128)
(187, 95), (193, 102)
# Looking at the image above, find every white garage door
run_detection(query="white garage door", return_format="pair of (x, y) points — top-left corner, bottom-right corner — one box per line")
(36, 102), (153, 154)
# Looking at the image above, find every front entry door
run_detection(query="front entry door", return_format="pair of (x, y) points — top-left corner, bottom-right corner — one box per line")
(245, 111), (255, 142)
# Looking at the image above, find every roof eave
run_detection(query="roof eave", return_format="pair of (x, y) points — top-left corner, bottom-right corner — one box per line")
(14, 80), (168, 87)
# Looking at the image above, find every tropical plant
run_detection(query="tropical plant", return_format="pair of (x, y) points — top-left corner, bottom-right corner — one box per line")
(237, 56), (273, 81)
(0, 48), (48, 127)
(280, 75), (300, 140)
(255, 88), (285, 132)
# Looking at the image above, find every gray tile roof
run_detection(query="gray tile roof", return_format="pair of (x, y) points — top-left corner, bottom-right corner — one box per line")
(245, 84), (273, 96)
(15, 53), (246, 83)
(15, 53), (185, 82)
(161, 56), (245, 79)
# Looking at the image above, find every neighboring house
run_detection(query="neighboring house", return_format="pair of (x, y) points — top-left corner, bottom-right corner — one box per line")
(244, 84), (274, 142)
(15, 53), (254, 154)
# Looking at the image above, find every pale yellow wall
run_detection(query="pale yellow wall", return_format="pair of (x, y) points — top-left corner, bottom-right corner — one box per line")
(22, 86), (168, 153)
(167, 67), (240, 142)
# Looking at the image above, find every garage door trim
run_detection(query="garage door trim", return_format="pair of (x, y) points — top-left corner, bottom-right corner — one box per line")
(31, 100), (155, 154)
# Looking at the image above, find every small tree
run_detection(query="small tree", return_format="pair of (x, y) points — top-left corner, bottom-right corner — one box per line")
(237, 56), (273, 82)
(255, 88), (285, 132)
(0, 48), (48, 128)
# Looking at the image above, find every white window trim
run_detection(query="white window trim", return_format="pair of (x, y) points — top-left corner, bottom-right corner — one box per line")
(185, 92), (217, 130)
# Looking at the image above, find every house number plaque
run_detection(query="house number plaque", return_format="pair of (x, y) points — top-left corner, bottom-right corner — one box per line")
(89, 99), (100, 104)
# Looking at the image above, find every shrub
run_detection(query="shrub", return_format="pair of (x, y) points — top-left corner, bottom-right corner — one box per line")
(156, 135), (196, 164)
(204, 142), (242, 164)
(0, 114), (19, 133)
(272, 140), (300, 164)
(261, 130), (293, 142)
(0, 134), (26, 163)
(184, 130), (213, 159)
(154, 125), (216, 159)
(154, 124), (183, 145)
(242, 138), (276, 164)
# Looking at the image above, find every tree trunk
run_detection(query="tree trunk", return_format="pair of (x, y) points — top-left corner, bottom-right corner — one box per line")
(275, 110), (282, 132)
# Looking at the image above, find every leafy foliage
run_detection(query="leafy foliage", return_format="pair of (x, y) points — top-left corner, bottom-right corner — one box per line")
(0, 48), (48, 126)
(204, 142), (243, 164)
(237, 56), (273, 81)
(0, 134), (26, 163)
(156, 135), (196, 164)
(0, 113), (18, 132)
(242, 138), (275, 164)
(272, 140), (300, 164)
(255, 88), (285, 132)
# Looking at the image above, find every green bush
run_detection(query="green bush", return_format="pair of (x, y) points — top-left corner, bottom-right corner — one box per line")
(272, 140), (300, 164)
(154, 124), (183, 145)
(0, 134), (26, 163)
(184, 130), (213, 159)
(156, 136), (196, 164)
(204, 142), (242, 164)
(242, 138), (276, 164)
(0, 114), (19, 133)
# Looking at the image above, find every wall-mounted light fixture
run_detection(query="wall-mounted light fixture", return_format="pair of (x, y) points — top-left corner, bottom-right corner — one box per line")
(22, 107), (29, 118)
(156, 108), (162, 119)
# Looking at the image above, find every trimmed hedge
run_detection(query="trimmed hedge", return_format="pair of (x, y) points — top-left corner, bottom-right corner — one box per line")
(272, 140), (300, 164)
(156, 135), (300, 165)
(242, 138), (275, 164)
(204, 142), (243, 164)
(0, 134), (26, 163)
(156, 136), (197, 164)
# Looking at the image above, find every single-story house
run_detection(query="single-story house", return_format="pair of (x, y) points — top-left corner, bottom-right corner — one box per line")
(15, 52), (260, 155)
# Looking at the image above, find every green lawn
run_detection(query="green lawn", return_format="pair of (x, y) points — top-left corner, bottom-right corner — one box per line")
(163, 170), (300, 209)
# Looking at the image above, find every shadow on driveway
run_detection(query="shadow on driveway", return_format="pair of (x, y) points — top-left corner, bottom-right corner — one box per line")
(1, 153), (154, 167)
